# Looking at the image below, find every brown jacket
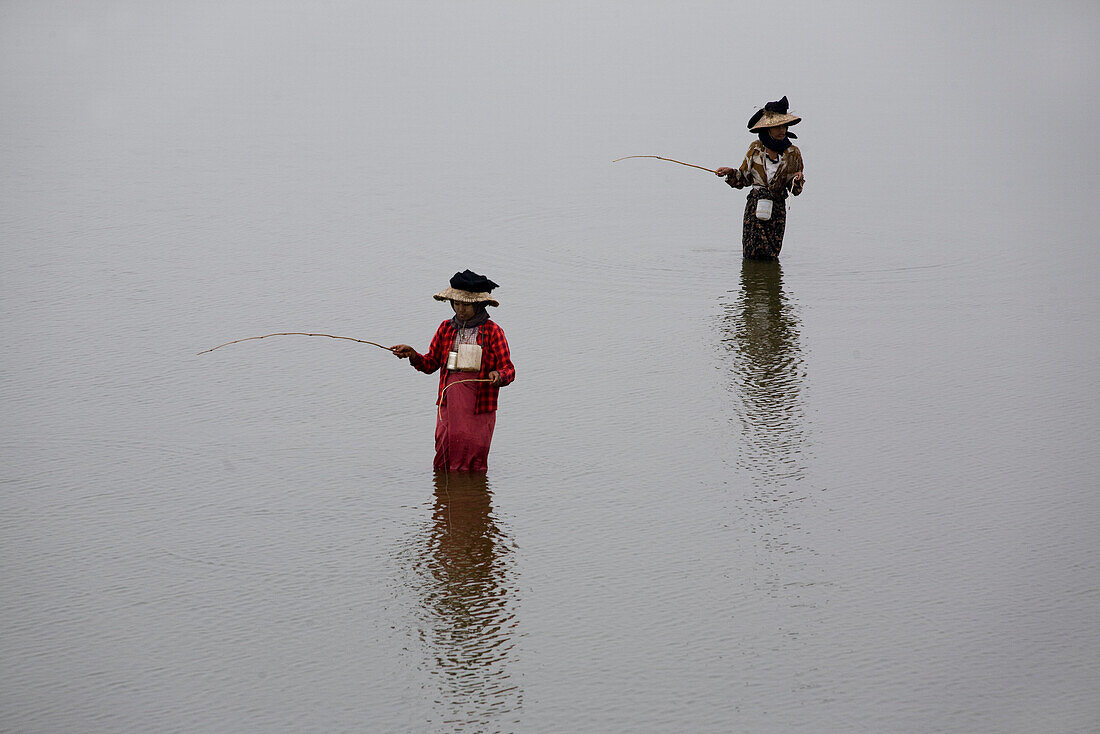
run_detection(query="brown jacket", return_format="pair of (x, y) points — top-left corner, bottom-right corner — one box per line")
(725, 140), (805, 196)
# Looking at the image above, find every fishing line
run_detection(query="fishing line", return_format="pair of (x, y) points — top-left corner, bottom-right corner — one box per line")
(198, 332), (391, 355)
(612, 155), (719, 174)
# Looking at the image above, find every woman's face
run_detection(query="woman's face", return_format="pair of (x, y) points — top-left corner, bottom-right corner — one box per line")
(451, 300), (479, 322)
(767, 125), (788, 141)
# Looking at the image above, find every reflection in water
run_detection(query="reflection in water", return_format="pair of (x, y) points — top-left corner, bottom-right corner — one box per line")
(405, 472), (522, 732)
(721, 258), (809, 486)
(719, 258), (815, 589)
(720, 260), (833, 705)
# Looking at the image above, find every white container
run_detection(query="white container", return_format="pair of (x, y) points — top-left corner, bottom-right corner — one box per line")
(755, 198), (773, 221)
(453, 343), (482, 372)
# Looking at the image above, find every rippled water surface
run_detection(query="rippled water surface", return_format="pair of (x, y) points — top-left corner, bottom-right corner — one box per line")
(3, 2), (1098, 732)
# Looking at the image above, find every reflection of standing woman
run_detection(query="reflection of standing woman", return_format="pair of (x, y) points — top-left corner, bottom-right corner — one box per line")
(715, 96), (806, 259)
(414, 472), (521, 721)
(391, 270), (515, 472)
(722, 258), (807, 484)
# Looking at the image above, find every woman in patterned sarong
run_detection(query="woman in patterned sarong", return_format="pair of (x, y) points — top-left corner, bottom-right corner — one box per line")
(716, 96), (806, 259)
(391, 270), (516, 472)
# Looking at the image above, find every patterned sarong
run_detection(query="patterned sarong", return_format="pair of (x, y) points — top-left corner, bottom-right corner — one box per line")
(742, 187), (787, 260)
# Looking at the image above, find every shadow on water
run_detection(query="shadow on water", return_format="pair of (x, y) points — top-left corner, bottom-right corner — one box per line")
(403, 472), (522, 731)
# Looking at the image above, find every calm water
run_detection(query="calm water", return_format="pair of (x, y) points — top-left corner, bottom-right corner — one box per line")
(3, 2), (1098, 732)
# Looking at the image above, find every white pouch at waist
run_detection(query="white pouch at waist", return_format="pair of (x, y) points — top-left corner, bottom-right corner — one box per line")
(452, 343), (482, 372)
(755, 198), (773, 221)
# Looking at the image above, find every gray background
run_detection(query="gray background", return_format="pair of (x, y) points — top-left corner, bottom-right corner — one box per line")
(3, 1), (1098, 732)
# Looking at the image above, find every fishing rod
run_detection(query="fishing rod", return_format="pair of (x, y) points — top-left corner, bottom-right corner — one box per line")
(614, 154), (799, 207)
(612, 155), (718, 174)
(198, 332), (392, 356)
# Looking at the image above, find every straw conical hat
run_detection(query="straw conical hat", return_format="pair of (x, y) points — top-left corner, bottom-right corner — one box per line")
(747, 96), (801, 131)
(433, 269), (500, 307)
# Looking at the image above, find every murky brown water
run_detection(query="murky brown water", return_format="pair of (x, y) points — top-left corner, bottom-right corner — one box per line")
(3, 2), (1098, 732)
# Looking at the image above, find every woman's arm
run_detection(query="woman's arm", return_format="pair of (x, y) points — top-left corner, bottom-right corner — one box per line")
(716, 167), (746, 188)
(483, 323), (515, 387)
(716, 143), (757, 188)
(785, 147), (805, 196)
(392, 322), (450, 374)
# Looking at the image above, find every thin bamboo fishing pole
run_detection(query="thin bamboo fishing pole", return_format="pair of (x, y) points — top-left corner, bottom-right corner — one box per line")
(197, 332), (391, 356)
(612, 155), (718, 174)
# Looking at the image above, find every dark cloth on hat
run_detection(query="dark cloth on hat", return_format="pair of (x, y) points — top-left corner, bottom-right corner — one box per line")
(764, 96), (789, 114)
(450, 270), (499, 293)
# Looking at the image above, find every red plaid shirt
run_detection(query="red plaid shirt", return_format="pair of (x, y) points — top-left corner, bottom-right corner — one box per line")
(409, 319), (515, 413)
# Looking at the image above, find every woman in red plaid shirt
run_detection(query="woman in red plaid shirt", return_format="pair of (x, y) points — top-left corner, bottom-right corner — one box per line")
(391, 270), (516, 472)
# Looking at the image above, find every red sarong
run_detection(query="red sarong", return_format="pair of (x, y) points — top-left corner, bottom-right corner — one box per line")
(434, 372), (497, 472)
